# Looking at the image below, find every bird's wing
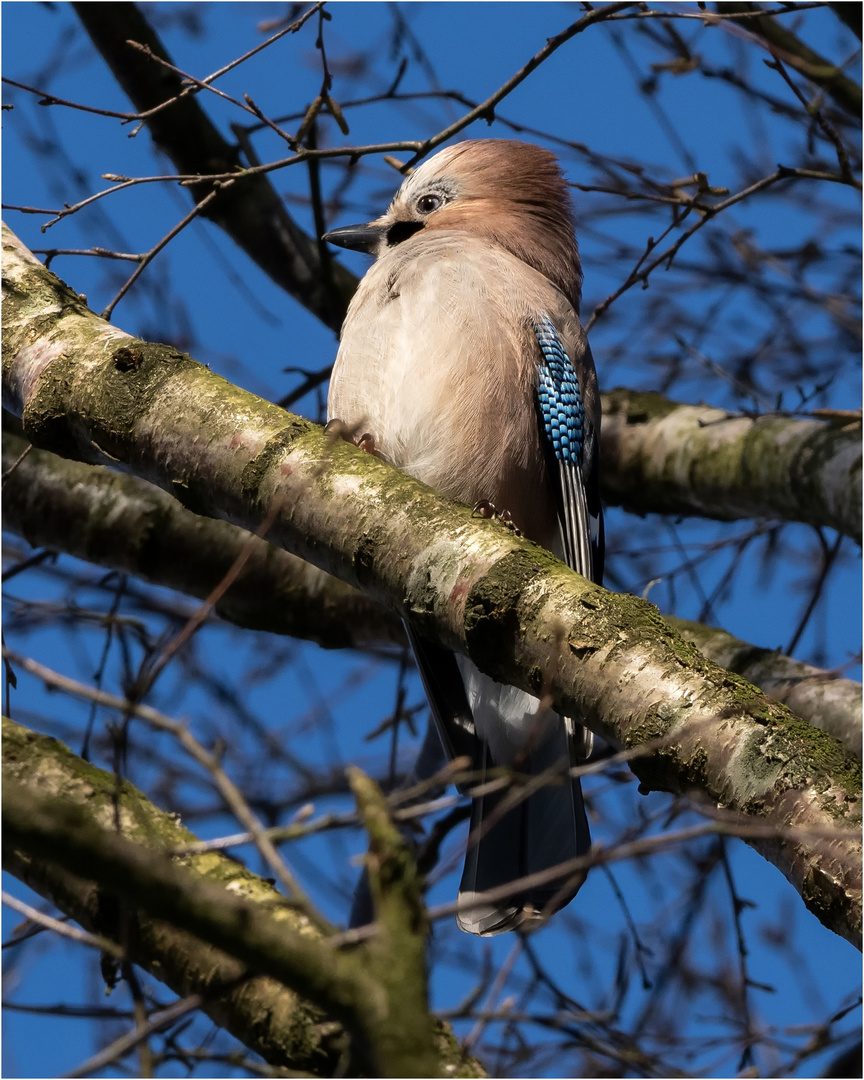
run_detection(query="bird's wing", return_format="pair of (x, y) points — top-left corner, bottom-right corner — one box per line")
(531, 311), (604, 585)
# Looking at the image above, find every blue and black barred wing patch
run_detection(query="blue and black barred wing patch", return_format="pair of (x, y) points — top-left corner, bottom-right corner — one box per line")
(533, 316), (594, 579)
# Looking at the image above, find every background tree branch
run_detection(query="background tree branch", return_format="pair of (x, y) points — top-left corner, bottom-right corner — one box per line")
(717, 2), (862, 118)
(1, 715), (353, 1075)
(70, 1), (356, 330)
(602, 389), (861, 542)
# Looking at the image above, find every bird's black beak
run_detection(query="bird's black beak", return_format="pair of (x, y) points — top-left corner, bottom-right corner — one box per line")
(322, 222), (388, 254)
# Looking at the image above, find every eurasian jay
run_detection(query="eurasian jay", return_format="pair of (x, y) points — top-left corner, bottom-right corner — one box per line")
(324, 139), (603, 935)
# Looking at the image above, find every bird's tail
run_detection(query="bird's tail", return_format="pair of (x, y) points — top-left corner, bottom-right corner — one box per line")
(456, 716), (591, 936)
(398, 626), (592, 936)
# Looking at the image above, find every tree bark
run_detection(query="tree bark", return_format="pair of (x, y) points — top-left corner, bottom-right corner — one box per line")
(668, 616), (862, 761)
(601, 389), (861, 542)
(2, 423), (402, 650)
(0, 716), (353, 1074)
(3, 224), (861, 947)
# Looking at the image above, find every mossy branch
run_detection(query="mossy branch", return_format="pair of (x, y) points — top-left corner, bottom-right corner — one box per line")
(3, 428), (860, 757)
(1, 424), (403, 650)
(1, 716), (350, 1073)
(347, 768), (439, 1077)
(602, 390), (861, 542)
(668, 617), (861, 760)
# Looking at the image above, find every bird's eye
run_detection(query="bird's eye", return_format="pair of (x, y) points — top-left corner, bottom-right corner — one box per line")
(416, 193), (442, 215)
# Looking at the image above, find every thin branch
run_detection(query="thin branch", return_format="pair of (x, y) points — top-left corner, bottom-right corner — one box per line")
(100, 185), (222, 319)
(1, 75), (139, 119)
(2, 890), (124, 957)
(61, 995), (205, 1080)
(426, 815), (857, 927)
(586, 165), (860, 330)
(405, 3), (638, 167)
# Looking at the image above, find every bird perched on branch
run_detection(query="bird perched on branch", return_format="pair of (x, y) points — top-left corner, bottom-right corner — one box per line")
(324, 139), (603, 935)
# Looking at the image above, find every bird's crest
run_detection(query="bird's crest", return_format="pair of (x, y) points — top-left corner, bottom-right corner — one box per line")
(390, 140), (583, 312)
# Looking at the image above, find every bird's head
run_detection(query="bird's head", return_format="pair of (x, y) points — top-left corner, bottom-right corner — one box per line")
(323, 139), (583, 312)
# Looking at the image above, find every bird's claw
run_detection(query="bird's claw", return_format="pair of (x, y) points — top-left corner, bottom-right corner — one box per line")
(472, 500), (523, 537)
(472, 499), (496, 519)
(323, 418), (346, 440)
(324, 419), (381, 457)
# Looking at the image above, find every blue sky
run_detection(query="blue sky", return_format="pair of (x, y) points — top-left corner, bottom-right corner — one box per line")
(2, 3), (861, 1077)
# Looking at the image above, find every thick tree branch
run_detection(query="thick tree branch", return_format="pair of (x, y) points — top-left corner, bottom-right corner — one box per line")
(828, 2), (862, 41)
(667, 616), (862, 761)
(3, 428), (861, 757)
(1, 423), (402, 650)
(1, 716), (347, 1073)
(71, 2), (356, 331)
(2, 224), (861, 947)
(1, 718), (476, 1078)
(716, 2), (862, 118)
(602, 390), (861, 542)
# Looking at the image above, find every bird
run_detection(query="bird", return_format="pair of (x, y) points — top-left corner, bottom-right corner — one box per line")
(324, 139), (603, 935)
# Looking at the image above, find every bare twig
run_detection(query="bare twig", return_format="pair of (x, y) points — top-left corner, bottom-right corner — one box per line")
(61, 995), (205, 1079)
(2, 890), (125, 957)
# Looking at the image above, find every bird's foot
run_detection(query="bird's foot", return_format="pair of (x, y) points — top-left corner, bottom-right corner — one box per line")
(472, 500), (523, 537)
(324, 419), (381, 457)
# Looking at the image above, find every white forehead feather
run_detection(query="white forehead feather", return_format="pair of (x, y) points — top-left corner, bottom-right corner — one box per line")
(393, 144), (465, 204)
